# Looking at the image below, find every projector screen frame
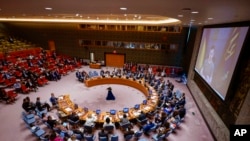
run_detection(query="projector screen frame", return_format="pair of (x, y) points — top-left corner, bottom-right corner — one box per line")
(194, 22), (250, 101)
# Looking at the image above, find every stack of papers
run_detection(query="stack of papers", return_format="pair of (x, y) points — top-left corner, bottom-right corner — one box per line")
(133, 111), (140, 116)
(65, 107), (72, 112)
(144, 106), (150, 110)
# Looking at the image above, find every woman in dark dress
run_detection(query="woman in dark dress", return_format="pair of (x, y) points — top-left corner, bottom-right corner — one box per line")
(106, 87), (115, 100)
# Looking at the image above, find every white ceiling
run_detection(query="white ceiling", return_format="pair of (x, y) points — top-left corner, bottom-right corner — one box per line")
(0, 0), (250, 26)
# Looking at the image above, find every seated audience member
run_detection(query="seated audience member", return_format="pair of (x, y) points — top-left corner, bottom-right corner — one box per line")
(163, 122), (172, 133)
(68, 112), (80, 122)
(46, 115), (57, 128)
(154, 110), (162, 124)
(54, 121), (69, 131)
(159, 111), (168, 125)
(103, 117), (115, 129)
(40, 113), (47, 123)
(123, 126), (135, 138)
(84, 114), (96, 126)
(138, 111), (147, 121)
(49, 131), (64, 141)
(98, 128), (109, 139)
(164, 103), (173, 115)
(120, 114), (130, 125)
(22, 98), (33, 112)
(25, 79), (38, 92)
(67, 134), (79, 141)
(142, 121), (155, 135)
(22, 97), (36, 113)
(169, 111), (181, 124)
(156, 125), (169, 138)
(3, 72), (12, 79)
(50, 93), (58, 108)
(13, 80), (22, 93)
(71, 125), (84, 137)
(178, 105), (186, 119)
(35, 97), (51, 111)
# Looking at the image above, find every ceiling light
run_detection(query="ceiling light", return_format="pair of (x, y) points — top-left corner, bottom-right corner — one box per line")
(75, 13), (79, 16)
(120, 7), (127, 11)
(208, 17), (213, 20)
(45, 7), (52, 10)
(124, 14), (127, 16)
(191, 11), (199, 14)
(178, 15), (183, 17)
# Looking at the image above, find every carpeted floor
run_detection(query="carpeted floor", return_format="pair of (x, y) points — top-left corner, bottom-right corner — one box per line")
(0, 66), (215, 141)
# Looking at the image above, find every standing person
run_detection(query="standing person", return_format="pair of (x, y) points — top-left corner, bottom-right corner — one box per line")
(200, 46), (215, 84)
(106, 87), (115, 100)
(50, 93), (58, 108)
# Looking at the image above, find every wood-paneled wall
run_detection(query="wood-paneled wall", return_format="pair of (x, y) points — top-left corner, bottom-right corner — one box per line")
(3, 22), (190, 70)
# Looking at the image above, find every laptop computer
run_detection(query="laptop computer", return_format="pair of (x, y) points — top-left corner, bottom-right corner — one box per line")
(110, 109), (116, 115)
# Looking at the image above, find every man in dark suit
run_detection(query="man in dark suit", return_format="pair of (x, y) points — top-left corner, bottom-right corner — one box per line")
(138, 111), (147, 121)
(35, 97), (51, 111)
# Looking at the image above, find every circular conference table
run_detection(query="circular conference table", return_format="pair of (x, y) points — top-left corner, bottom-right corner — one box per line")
(58, 76), (159, 123)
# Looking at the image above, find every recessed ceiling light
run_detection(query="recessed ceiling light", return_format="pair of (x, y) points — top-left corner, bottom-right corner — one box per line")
(45, 7), (52, 10)
(75, 13), (79, 16)
(124, 14), (127, 16)
(178, 15), (183, 17)
(120, 7), (127, 11)
(208, 17), (213, 20)
(191, 11), (199, 14)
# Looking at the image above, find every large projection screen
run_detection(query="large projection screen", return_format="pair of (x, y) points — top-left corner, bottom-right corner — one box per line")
(195, 26), (249, 100)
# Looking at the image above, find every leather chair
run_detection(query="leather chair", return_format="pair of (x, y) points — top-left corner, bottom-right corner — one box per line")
(104, 125), (115, 133)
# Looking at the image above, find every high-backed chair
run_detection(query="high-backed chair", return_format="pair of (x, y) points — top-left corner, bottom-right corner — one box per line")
(119, 122), (131, 131)
(104, 125), (115, 133)
(124, 134), (133, 141)
(99, 136), (108, 141)
(110, 134), (119, 141)
(36, 108), (47, 118)
(84, 134), (96, 141)
(67, 118), (80, 126)
(136, 118), (148, 127)
(134, 130), (143, 140)
(152, 131), (171, 141)
(84, 124), (95, 134)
